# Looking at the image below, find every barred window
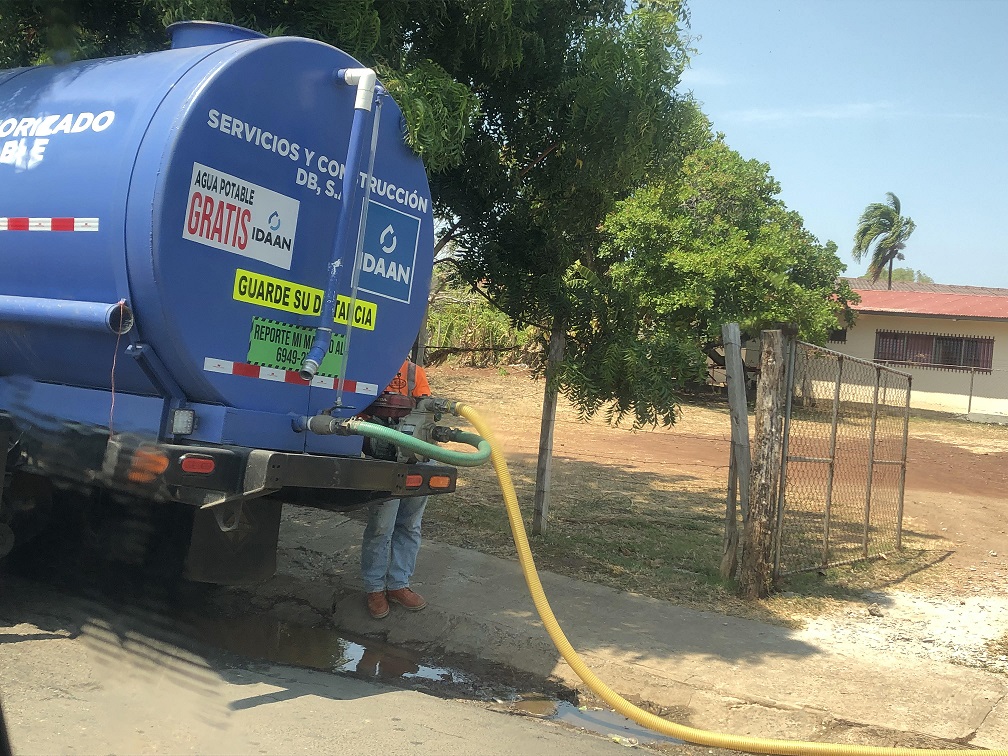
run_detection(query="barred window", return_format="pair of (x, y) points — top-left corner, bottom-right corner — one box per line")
(874, 330), (994, 372)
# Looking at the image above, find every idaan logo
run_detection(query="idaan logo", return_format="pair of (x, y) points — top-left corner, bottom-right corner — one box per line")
(251, 209), (292, 251)
(359, 200), (421, 304)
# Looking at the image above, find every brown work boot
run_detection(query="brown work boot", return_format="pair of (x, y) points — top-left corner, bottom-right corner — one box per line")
(386, 587), (426, 611)
(366, 591), (389, 619)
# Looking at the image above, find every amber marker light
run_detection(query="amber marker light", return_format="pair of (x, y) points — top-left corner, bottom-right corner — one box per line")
(128, 448), (170, 483)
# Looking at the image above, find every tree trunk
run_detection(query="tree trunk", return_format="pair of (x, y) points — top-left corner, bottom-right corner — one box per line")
(887, 257), (893, 290)
(739, 330), (786, 599)
(532, 321), (566, 535)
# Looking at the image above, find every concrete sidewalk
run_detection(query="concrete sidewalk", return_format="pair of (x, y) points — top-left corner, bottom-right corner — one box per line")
(268, 509), (1007, 750)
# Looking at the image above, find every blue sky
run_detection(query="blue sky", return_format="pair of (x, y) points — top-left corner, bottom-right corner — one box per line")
(679, 0), (1008, 288)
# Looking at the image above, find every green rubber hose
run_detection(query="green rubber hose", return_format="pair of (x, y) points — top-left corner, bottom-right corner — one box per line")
(342, 417), (490, 467)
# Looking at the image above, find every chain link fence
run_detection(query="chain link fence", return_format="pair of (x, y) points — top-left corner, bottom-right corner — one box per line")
(774, 342), (911, 576)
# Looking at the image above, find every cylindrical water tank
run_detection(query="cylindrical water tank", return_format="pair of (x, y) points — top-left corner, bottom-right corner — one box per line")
(0, 23), (434, 454)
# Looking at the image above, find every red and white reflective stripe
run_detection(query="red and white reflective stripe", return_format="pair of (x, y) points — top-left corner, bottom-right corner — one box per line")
(0, 217), (99, 231)
(203, 357), (379, 396)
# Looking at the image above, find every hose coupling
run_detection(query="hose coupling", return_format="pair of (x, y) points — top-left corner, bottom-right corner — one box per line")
(429, 425), (457, 444)
(299, 358), (320, 381)
(293, 414), (353, 435)
(418, 397), (461, 417)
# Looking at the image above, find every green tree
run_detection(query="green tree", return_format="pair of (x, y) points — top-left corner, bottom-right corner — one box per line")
(852, 192), (917, 290)
(888, 267), (935, 284)
(593, 137), (856, 425)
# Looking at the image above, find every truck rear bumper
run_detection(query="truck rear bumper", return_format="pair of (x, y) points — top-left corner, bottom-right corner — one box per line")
(233, 449), (457, 508)
(99, 437), (457, 509)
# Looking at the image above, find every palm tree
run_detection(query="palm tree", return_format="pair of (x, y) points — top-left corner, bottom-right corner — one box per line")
(852, 192), (916, 290)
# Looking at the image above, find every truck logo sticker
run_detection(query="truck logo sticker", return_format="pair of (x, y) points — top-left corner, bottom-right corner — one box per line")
(232, 268), (377, 330)
(203, 356), (378, 395)
(358, 200), (421, 305)
(247, 316), (345, 378)
(0, 216), (99, 231)
(183, 162), (300, 270)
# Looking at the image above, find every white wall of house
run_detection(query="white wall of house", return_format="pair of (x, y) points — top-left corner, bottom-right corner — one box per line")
(836, 313), (1008, 416)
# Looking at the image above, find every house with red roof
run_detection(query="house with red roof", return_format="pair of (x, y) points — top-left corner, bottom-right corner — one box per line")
(832, 278), (1008, 418)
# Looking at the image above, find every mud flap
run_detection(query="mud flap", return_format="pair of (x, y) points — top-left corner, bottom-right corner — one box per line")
(183, 498), (283, 585)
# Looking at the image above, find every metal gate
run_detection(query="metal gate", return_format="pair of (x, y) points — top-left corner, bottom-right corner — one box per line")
(774, 342), (911, 576)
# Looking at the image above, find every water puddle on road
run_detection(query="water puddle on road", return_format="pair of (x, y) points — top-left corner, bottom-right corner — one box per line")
(186, 613), (471, 685)
(188, 612), (684, 746)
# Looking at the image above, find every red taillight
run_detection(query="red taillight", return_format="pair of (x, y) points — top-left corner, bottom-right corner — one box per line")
(180, 455), (216, 475)
(428, 475), (452, 490)
(405, 473), (424, 489)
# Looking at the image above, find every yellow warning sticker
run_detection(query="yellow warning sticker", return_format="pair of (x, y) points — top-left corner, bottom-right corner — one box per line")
(232, 268), (377, 330)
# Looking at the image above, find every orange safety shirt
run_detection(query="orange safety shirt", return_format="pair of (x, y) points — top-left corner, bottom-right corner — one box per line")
(385, 359), (431, 398)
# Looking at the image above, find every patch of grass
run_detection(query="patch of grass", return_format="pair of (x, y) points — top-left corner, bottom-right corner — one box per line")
(906, 411), (1008, 453)
(425, 475), (770, 621)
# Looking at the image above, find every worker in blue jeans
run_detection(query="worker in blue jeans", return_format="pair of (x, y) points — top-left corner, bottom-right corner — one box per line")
(362, 359), (431, 620)
(362, 492), (428, 619)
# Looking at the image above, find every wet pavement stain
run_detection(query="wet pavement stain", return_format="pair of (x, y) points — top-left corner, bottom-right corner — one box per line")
(509, 694), (683, 745)
(551, 702), (685, 745)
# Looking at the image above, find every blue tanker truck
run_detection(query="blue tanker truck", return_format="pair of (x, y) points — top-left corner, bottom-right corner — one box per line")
(0, 22), (465, 583)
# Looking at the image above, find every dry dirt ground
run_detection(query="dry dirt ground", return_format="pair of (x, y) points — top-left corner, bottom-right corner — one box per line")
(426, 365), (1008, 674)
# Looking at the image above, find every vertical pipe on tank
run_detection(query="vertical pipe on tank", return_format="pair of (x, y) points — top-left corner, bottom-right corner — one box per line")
(334, 92), (383, 409)
(300, 68), (378, 382)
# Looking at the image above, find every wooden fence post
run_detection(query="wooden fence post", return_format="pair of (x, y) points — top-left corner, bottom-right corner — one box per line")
(720, 323), (751, 579)
(740, 330), (786, 598)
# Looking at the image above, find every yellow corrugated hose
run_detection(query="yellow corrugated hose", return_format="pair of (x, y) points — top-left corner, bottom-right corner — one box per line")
(454, 403), (1005, 756)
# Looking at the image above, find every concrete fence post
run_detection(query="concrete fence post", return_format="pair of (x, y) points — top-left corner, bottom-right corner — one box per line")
(721, 323), (751, 579)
